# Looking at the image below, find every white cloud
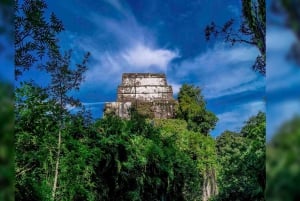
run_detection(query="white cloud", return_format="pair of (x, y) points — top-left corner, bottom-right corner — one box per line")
(79, 42), (178, 89)
(267, 27), (300, 91)
(88, 3), (152, 48)
(212, 100), (266, 136)
(68, 2), (179, 92)
(65, 104), (76, 111)
(173, 43), (264, 99)
(82, 102), (107, 105)
(168, 82), (181, 96)
(267, 27), (296, 52)
(199, 43), (258, 65)
(104, 0), (126, 15)
(267, 100), (300, 140)
(122, 43), (179, 71)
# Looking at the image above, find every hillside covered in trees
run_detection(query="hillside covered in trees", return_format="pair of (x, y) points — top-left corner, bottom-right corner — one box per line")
(15, 0), (265, 201)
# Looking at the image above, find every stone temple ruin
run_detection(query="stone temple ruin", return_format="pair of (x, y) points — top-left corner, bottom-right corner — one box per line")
(104, 73), (176, 118)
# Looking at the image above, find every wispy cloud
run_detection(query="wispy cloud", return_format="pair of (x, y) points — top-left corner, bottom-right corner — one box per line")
(82, 102), (107, 106)
(168, 81), (181, 96)
(171, 43), (264, 98)
(267, 27), (295, 53)
(267, 27), (299, 91)
(212, 100), (265, 136)
(266, 26), (300, 139)
(69, 2), (179, 93)
(79, 43), (179, 90)
(104, 0), (128, 16)
(267, 100), (300, 140)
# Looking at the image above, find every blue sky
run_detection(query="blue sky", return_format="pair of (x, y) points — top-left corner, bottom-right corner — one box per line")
(42, 0), (266, 137)
(0, 0), (296, 140)
(265, 1), (300, 140)
(2, 0), (269, 138)
(266, 26), (300, 140)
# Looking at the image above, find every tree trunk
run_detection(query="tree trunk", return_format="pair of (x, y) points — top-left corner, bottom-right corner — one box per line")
(202, 167), (218, 201)
(52, 129), (61, 200)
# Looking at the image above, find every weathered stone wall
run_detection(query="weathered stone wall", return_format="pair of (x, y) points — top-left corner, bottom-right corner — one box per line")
(104, 73), (176, 119)
(117, 73), (173, 102)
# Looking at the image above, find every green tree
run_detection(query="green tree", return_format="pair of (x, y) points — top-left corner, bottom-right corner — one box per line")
(215, 131), (248, 201)
(214, 112), (265, 201)
(14, 0), (105, 200)
(0, 82), (14, 201)
(43, 48), (90, 200)
(241, 111), (266, 192)
(15, 82), (97, 201)
(271, 0), (300, 66)
(176, 84), (218, 135)
(92, 112), (175, 201)
(205, 0), (266, 75)
(90, 111), (218, 201)
(54, 110), (98, 201)
(15, 0), (64, 78)
(155, 119), (218, 201)
(266, 116), (300, 201)
(15, 82), (61, 200)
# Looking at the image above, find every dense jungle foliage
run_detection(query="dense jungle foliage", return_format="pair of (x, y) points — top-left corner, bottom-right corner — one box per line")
(266, 117), (300, 201)
(15, 81), (265, 201)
